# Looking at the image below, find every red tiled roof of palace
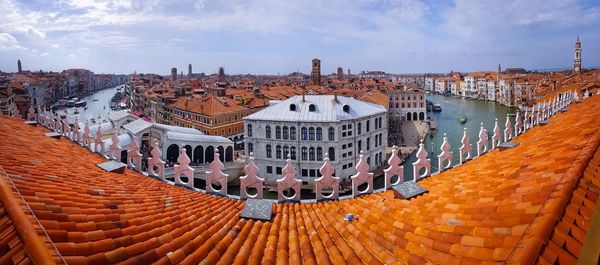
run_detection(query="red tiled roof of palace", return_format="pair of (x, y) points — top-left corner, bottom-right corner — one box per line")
(0, 96), (599, 264)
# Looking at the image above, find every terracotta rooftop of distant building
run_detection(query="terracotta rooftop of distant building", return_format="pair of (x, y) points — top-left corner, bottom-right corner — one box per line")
(1, 96), (600, 264)
(170, 94), (248, 115)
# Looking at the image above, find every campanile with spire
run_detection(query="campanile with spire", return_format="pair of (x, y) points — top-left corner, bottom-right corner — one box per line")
(573, 36), (582, 74)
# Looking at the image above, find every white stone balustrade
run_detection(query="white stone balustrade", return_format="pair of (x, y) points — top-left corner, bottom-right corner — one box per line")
(437, 133), (453, 172)
(384, 146), (404, 189)
(93, 127), (104, 153)
(108, 129), (121, 161)
(54, 113), (62, 133)
(351, 150), (374, 196)
(27, 106), (36, 121)
(174, 146), (194, 188)
(315, 153), (340, 201)
(239, 153), (264, 199)
(412, 141), (431, 181)
(12, 106), (20, 119)
(62, 116), (70, 137)
(277, 154), (301, 202)
(148, 140), (165, 180)
(477, 123), (488, 156)
(459, 128), (472, 164)
(205, 151), (229, 196)
(127, 135), (142, 171)
(491, 118), (501, 149)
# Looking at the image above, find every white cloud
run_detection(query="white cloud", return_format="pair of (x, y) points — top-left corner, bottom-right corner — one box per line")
(0, 32), (23, 50)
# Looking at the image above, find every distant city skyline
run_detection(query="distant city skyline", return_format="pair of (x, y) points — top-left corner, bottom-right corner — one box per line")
(1, 0), (599, 75)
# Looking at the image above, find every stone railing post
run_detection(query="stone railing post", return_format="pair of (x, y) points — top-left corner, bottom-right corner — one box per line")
(277, 154), (301, 202)
(12, 106), (21, 119)
(72, 117), (80, 143)
(239, 152), (264, 199)
(108, 129), (121, 161)
(147, 140), (165, 180)
(514, 111), (522, 137)
(127, 135), (142, 171)
(437, 133), (453, 172)
(27, 105), (36, 121)
(384, 146), (403, 189)
(477, 123), (488, 156)
(351, 150), (374, 197)
(174, 145), (194, 189)
(412, 141), (431, 181)
(62, 116), (70, 138)
(315, 153), (339, 201)
(205, 150), (229, 196)
(459, 128), (472, 164)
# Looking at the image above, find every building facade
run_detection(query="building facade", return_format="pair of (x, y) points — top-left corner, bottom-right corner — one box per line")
(244, 95), (388, 189)
(388, 86), (427, 121)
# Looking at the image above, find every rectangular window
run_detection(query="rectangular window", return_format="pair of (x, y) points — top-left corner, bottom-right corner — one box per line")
(276, 167), (282, 174)
(309, 170), (316, 178)
(267, 166), (273, 174)
(302, 169), (308, 177)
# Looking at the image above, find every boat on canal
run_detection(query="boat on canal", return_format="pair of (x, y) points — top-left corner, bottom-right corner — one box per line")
(74, 100), (87, 107)
(433, 104), (442, 112)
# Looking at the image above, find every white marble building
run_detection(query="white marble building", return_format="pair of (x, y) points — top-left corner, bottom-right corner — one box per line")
(244, 95), (388, 189)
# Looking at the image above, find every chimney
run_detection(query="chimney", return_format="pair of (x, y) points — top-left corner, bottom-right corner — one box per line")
(302, 93), (305, 102)
(333, 92), (338, 103)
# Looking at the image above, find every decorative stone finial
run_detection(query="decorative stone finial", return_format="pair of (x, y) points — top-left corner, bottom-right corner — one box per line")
(459, 128), (472, 164)
(514, 111), (522, 136)
(352, 150), (374, 196)
(127, 135), (142, 171)
(412, 141), (431, 182)
(93, 127), (104, 153)
(72, 116), (80, 142)
(82, 121), (91, 148)
(205, 150), (229, 196)
(437, 133), (453, 172)
(316, 152), (340, 201)
(384, 146), (404, 189)
(147, 140), (165, 180)
(174, 145), (194, 188)
(492, 118), (501, 149)
(62, 116), (70, 137)
(27, 105), (36, 121)
(240, 152), (264, 199)
(477, 123), (488, 156)
(277, 154), (301, 202)
(108, 129), (121, 161)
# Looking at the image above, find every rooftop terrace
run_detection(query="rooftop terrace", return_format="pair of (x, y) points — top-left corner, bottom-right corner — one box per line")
(0, 94), (599, 264)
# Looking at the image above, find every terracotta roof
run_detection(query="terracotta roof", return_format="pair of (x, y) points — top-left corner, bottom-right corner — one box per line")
(171, 94), (248, 115)
(0, 95), (599, 264)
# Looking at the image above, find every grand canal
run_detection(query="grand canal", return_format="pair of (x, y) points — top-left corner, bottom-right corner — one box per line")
(60, 85), (122, 122)
(400, 94), (515, 179)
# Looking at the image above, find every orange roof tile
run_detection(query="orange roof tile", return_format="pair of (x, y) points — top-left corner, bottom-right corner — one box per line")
(0, 96), (599, 264)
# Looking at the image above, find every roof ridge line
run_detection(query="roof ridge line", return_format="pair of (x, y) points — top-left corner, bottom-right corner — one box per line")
(0, 164), (59, 264)
(506, 127), (600, 263)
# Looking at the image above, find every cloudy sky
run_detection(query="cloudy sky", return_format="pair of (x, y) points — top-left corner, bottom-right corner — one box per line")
(0, 0), (599, 75)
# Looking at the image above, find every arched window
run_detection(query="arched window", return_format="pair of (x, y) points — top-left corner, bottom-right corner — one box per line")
(316, 147), (323, 161)
(366, 120), (370, 132)
(343, 105), (350, 113)
(328, 147), (335, 161)
(248, 143), (253, 153)
(266, 144), (272, 158)
(266, 125), (271, 138)
(309, 147), (315, 161)
(276, 145), (282, 159)
(301, 147), (308, 161)
(301, 127), (308, 140)
(367, 137), (370, 150)
(283, 145), (289, 158)
(309, 104), (316, 112)
(275, 126), (281, 139)
(379, 133), (383, 146)
(328, 127), (335, 141)
(290, 126), (296, 140)
(357, 122), (361, 134)
(289, 104), (296, 111)
(283, 126), (289, 139)
(247, 124), (253, 137)
(358, 140), (362, 152)
(316, 127), (322, 141)
(290, 146), (297, 160)
(309, 127), (315, 140)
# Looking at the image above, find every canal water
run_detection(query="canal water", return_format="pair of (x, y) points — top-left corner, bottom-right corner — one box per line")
(60, 85), (122, 122)
(400, 94), (516, 179)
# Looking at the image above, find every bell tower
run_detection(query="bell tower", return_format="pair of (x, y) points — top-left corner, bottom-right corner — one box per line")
(573, 36), (582, 74)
